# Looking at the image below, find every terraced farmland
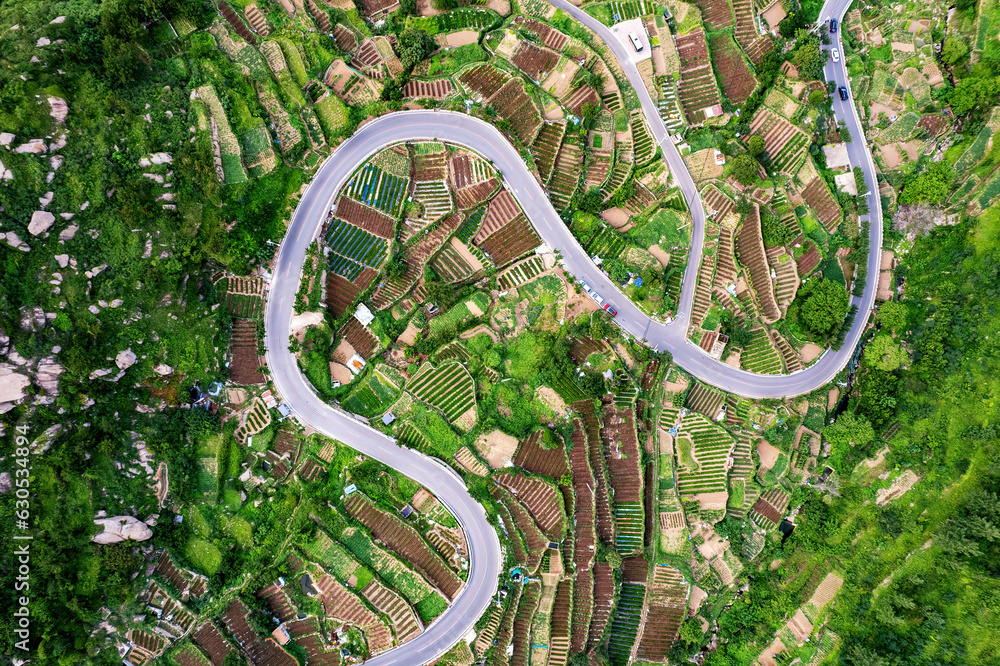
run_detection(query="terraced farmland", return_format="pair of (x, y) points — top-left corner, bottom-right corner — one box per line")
(636, 566), (689, 660)
(532, 123), (567, 182)
(548, 140), (584, 209)
(631, 112), (655, 164)
(801, 177), (842, 232)
(676, 30), (722, 125)
(413, 181), (453, 219)
(748, 108), (810, 175)
(674, 413), (735, 498)
(741, 327), (784, 374)
(497, 255), (547, 290)
(496, 472), (566, 541)
(456, 207), (486, 243)
(478, 215), (541, 267)
(606, 582), (646, 666)
(345, 494), (464, 600)
(326, 219), (389, 280)
(710, 33), (756, 104)
(346, 163), (409, 216)
(407, 362), (476, 422)
(736, 204), (781, 322)
(690, 0), (733, 28)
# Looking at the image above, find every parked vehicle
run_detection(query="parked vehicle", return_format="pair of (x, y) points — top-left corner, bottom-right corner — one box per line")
(589, 291), (604, 306)
(838, 86), (849, 100)
(829, 18), (837, 32)
(832, 48), (840, 63)
(580, 281), (592, 293)
(629, 32), (643, 51)
(603, 304), (618, 317)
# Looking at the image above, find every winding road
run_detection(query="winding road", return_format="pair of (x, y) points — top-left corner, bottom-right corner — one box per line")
(263, 0), (878, 662)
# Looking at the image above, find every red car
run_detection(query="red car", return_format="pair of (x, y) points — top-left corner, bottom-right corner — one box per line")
(603, 304), (618, 317)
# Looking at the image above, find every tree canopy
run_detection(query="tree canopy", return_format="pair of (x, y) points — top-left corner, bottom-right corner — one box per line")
(899, 162), (956, 205)
(730, 153), (760, 185)
(791, 278), (850, 340)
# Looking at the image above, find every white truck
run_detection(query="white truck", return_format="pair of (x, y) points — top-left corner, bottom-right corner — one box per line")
(629, 32), (643, 51)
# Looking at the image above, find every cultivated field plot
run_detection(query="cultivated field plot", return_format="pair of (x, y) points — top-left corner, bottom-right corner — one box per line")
(589, 563), (615, 651)
(562, 84), (601, 117)
(569, 421), (597, 653)
(345, 494), (464, 600)
(674, 413), (735, 497)
(172, 644), (211, 666)
(636, 565), (688, 660)
(492, 79), (544, 144)
(346, 163), (409, 216)
(456, 206), (487, 243)
(736, 203), (781, 322)
(801, 177), (842, 232)
(230, 319), (264, 385)
(478, 215), (541, 267)
(403, 78), (454, 98)
(690, 0), (733, 28)
(548, 140), (584, 209)
(631, 112), (655, 164)
(605, 0), (656, 20)
(606, 581), (646, 666)
(576, 399), (615, 546)
(514, 429), (569, 478)
(339, 318), (380, 359)
(496, 472), (566, 541)
(335, 197), (396, 238)
(413, 181), (454, 219)
(511, 17), (570, 50)
(407, 361), (476, 421)
(362, 579), (423, 644)
(493, 486), (549, 573)
(710, 33), (756, 104)
(685, 382), (726, 419)
(588, 225), (627, 260)
(676, 31), (722, 124)
(326, 267), (377, 317)
(312, 572), (393, 653)
(741, 327), (783, 374)
(220, 600), (296, 666)
(601, 404), (644, 503)
(326, 218), (389, 280)
(512, 41), (560, 81)
(414, 150), (447, 181)
(748, 109), (809, 175)
(733, 0), (774, 65)
(456, 178), (498, 209)
(340, 527), (440, 605)
(497, 255), (547, 290)
(451, 152), (495, 188)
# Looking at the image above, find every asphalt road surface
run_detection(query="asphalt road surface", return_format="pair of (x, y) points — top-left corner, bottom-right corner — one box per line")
(264, 1), (879, 662)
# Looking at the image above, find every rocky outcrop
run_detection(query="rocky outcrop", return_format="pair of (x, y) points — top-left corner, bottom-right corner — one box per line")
(28, 210), (55, 235)
(92, 516), (153, 544)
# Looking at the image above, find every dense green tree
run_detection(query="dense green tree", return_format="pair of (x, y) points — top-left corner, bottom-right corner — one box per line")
(865, 333), (908, 371)
(747, 135), (766, 156)
(761, 213), (794, 247)
(606, 258), (629, 283)
(791, 34), (828, 81)
(942, 37), (970, 66)
(808, 89), (828, 105)
(877, 301), (907, 332)
(730, 153), (760, 185)
(948, 74), (1000, 115)
(590, 316), (609, 340)
(792, 278), (850, 339)
(899, 162), (955, 205)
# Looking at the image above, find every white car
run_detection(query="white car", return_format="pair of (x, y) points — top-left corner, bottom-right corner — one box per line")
(629, 32), (644, 52)
(832, 48), (840, 63)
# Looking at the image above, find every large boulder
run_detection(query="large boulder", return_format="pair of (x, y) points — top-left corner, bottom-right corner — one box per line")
(92, 516), (153, 544)
(28, 211), (55, 236)
(115, 349), (136, 370)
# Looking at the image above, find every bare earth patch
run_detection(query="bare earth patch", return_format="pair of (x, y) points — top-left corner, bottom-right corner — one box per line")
(443, 29), (479, 47)
(454, 406), (478, 432)
(761, 1), (787, 30)
(536, 386), (567, 416)
(725, 350), (742, 368)
(601, 207), (632, 228)
(227, 388), (248, 404)
(465, 299), (485, 317)
(757, 440), (781, 470)
(827, 388), (839, 412)
(475, 429), (519, 468)
(689, 585), (708, 614)
(876, 470), (919, 505)
(397, 321), (421, 346)
(290, 310), (324, 343)
(486, 0), (511, 15)
(451, 237), (484, 272)
(647, 244), (671, 267)
(416, 0), (444, 16)
(692, 491), (728, 512)
(333, 339), (357, 364)
(799, 343), (822, 363)
(330, 362), (354, 385)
